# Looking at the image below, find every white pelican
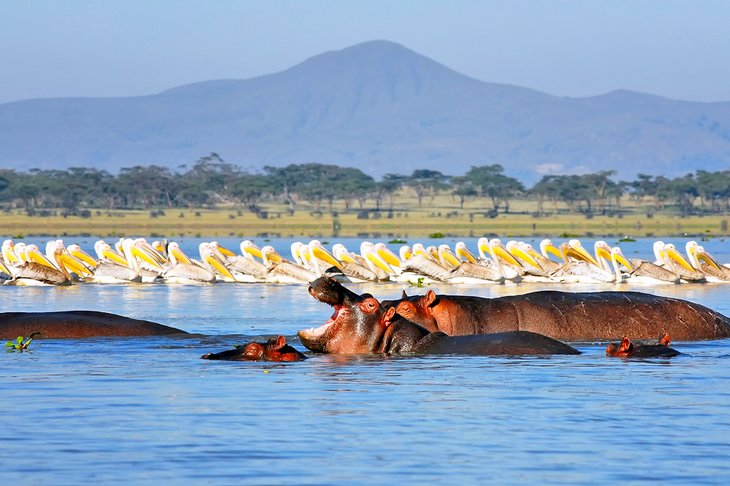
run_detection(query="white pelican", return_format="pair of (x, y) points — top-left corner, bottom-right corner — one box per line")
(261, 245), (317, 283)
(162, 242), (217, 284)
(4, 241), (84, 286)
(686, 242), (730, 282)
(88, 239), (163, 283)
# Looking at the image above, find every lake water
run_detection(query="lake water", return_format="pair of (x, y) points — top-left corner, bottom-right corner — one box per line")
(2, 237), (730, 484)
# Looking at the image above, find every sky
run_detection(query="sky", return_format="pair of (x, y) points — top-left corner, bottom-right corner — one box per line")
(1, 0), (729, 104)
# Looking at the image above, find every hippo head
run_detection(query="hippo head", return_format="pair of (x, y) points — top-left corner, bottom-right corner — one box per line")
(381, 289), (440, 333)
(247, 336), (307, 362)
(606, 333), (675, 358)
(298, 277), (396, 354)
(201, 335), (307, 362)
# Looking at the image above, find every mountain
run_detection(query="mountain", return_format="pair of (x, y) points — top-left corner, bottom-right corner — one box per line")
(1, 40), (729, 183)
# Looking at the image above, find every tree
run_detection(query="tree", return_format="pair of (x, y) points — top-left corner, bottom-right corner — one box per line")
(375, 174), (406, 210)
(451, 176), (478, 209)
(464, 165), (524, 213)
(404, 169), (450, 207)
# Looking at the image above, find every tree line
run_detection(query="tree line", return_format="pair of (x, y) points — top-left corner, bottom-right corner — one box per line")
(1, 152), (729, 217)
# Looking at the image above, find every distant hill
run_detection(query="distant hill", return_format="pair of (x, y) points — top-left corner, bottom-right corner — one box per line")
(1, 40), (729, 183)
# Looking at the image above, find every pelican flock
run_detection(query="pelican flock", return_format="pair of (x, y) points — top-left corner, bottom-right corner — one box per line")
(0, 237), (728, 286)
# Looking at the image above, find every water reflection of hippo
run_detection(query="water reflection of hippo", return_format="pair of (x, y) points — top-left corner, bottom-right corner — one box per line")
(298, 277), (579, 356)
(606, 334), (681, 358)
(383, 289), (730, 341)
(0, 311), (187, 339)
(202, 336), (307, 361)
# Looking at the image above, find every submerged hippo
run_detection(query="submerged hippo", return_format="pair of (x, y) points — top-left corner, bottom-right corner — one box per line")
(0, 311), (187, 339)
(298, 277), (579, 356)
(383, 289), (730, 341)
(606, 334), (681, 358)
(201, 336), (307, 362)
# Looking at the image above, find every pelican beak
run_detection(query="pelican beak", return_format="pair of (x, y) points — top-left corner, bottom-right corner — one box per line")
(0, 259), (10, 276)
(377, 246), (401, 267)
(666, 247), (696, 272)
(58, 252), (93, 277)
(401, 247), (413, 260)
(492, 244), (522, 267)
(206, 254), (235, 281)
(366, 251), (394, 275)
(243, 245), (263, 260)
(102, 248), (129, 266)
(570, 242), (599, 266)
(440, 248), (462, 268)
(414, 247), (432, 260)
(312, 246), (342, 269)
(697, 250), (722, 271)
(171, 247), (192, 265)
(338, 252), (357, 264)
(70, 247), (98, 269)
(595, 246), (612, 264)
(456, 246), (478, 263)
(510, 247), (540, 269)
(267, 250), (283, 264)
(612, 251), (633, 272)
(27, 247), (57, 269)
(132, 245), (164, 271)
(217, 245), (236, 258)
(543, 243), (563, 260)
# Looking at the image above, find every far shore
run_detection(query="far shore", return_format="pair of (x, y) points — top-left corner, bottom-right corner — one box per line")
(2, 207), (728, 239)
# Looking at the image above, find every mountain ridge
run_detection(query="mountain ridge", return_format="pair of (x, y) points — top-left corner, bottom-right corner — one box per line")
(1, 40), (729, 182)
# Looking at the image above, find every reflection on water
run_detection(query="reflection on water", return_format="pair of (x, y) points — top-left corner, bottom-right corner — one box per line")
(2, 237), (730, 482)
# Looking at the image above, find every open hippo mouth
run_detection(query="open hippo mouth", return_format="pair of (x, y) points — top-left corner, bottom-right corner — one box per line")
(298, 277), (362, 352)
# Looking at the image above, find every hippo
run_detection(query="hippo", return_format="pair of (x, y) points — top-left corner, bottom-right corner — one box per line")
(298, 277), (579, 356)
(383, 289), (730, 341)
(606, 334), (681, 358)
(201, 336), (307, 361)
(0, 311), (187, 339)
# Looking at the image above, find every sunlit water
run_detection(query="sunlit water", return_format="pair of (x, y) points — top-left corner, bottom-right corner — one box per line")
(2, 237), (730, 483)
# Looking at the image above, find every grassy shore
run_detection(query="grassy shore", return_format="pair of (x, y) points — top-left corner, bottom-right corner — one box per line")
(2, 195), (729, 238)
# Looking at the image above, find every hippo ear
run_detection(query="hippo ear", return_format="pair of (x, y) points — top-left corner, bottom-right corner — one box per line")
(619, 337), (632, 353)
(383, 306), (397, 326)
(402, 290), (408, 299)
(275, 335), (287, 350)
(659, 333), (671, 347)
(424, 289), (437, 307)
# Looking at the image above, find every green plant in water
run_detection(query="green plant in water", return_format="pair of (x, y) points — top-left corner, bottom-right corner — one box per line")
(408, 277), (427, 288)
(5, 332), (40, 352)
(388, 239), (407, 244)
(429, 232), (445, 239)
(618, 236), (636, 243)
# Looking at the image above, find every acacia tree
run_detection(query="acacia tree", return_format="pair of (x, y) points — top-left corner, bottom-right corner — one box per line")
(464, 164), (524, 213)
(404, 169), (450, 207)
(375, 174), (405, 210)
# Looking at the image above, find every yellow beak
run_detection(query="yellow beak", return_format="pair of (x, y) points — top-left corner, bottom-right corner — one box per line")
(103, 248), (130, 267)
(456, 246), (478, 263)
(206, 254), (235, 281)
(312, 246), (342, 269)
(377, 246), (401, 267)
(666, 247), (696, 273)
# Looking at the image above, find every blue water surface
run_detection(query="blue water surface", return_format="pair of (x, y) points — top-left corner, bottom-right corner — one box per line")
(2, 237), (730, 484)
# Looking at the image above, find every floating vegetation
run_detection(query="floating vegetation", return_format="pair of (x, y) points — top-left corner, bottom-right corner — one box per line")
(388, 238), (407, 244)
(408, 277), (427, 288)
(618, 236), (636, 243)
(429, 232), (445, 239)
(5, 332), (40, 353)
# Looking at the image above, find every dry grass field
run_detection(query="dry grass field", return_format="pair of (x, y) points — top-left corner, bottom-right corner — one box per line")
(1, 192), (728, 238)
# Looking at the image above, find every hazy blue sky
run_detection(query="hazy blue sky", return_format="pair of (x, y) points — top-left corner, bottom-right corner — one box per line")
(2, 0), (729, 104)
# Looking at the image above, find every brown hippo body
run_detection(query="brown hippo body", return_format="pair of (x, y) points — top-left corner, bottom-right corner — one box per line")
(0, 311), (187, 339)
(606, 334), (681, 358)
(384, 289), (730, 341)
(202, 336), (307, 362)
(298, 277), (579, 356)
